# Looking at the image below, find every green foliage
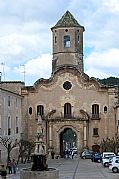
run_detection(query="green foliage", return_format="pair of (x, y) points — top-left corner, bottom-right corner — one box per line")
(62, 128), (76, 149)
(17, 139), (35, 164)
(100, 136), (119, 153)
(0, 136), (18, 161)
(98, 77), (119, 86)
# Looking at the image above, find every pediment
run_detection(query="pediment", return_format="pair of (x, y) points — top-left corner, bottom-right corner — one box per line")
(22, 67), (107, 93)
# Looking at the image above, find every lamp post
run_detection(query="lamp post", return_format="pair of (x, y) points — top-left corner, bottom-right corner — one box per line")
(20, 64), (26, 83)
(1, 62), (5, 81)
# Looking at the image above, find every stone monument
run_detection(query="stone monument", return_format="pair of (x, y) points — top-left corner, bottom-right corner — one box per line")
(31, 114), (47, 171)
(20, 114), (59, 179)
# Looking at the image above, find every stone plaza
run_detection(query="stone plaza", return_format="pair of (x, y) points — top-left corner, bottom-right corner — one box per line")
(3, 158), (119, 179)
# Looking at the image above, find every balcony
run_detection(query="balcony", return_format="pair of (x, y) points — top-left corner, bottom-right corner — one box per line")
(35, 114), (45, 120)
(35, 112), (85, 121)
(91, 113), (101, 120)
(48, 113), (81, 121)
(64, 114), (73, 119)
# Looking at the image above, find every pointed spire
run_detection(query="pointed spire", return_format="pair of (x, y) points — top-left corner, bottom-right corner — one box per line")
(53, 11), (84, 29)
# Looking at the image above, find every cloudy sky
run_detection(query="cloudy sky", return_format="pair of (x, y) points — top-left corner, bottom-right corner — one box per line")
(0, 0), (119, 85)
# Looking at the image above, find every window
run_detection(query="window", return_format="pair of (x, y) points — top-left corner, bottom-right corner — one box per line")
(8, 96), (10, 106)
(63, 81), (72, 90)
(55, 36), (57, 43)
(64, 103), (71, 118)
(8, 116), (11, 135)
(104, 106), (107, 113)
(0, 150), (1, 162)
(93, 128), (98, 136)
(29, 107), (32, 115)
(92, 104), (99, 119)
(16, 98), (18, 107)
(37, 105), (44, 116)
(64, 35), (70, 48)
(0, 115), (1, 128)
(0, 115), (1, 135)
(117, 120), (119, 126)
(78, 35), (80, 43)
(16, 117), (18, 134)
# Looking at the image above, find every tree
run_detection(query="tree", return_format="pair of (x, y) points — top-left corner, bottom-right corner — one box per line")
(17, 139), (35, 164)
(100, 136), (119, 153)
(0, 136), (18, 161)
(98, 77), (119, 86)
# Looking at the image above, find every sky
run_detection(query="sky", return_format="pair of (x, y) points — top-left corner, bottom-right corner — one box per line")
(0, 0), (119, 85)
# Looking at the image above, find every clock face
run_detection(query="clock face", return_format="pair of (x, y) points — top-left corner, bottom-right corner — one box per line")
(63, 81), (72, 90)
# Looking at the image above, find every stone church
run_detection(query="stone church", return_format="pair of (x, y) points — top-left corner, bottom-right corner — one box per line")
(21, 11), (118, 157)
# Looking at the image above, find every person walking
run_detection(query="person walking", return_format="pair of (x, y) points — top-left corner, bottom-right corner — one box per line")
(71, 149), (74, 159)
(7, 159), (12, 174)
(0, 165), (7, 179)
(51, 151), (55, 159)
(12, 159), (17, 174)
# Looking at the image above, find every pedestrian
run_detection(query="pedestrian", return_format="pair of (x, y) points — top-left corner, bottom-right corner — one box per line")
(51, 151), (55, 159)
(71, 150), (74, 159)
(7, 159), (12, 174)
(0, 165), (7, 179)
(12, 159), (17, 174)
(66, 149), (69, 159)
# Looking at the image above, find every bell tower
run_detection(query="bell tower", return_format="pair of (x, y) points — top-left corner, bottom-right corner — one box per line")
(51, 11), (85, 74)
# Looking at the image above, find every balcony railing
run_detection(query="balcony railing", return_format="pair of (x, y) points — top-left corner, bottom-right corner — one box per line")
(35, 114), (45, 120)
(35, 112), (92, 121)
(49, 113), (81, 121)
(91, 113), (101, 120)
(64, 114), (73, 119)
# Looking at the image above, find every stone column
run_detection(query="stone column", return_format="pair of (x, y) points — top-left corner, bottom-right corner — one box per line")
(49, 123), (52, 147)
(83, 121), (87, 147)
(116, 107), (119, 135)
(48, 123), (53, 158)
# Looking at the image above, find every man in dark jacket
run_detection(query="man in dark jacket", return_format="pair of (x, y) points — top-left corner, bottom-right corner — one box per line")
(0, 165), (7, 179)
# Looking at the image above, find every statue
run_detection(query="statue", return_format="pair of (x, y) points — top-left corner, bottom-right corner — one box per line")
(31, 114), (47, 171)
(20, 114), (59, 179)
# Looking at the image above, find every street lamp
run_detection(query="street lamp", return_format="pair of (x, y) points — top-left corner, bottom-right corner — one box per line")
(20, 64), (26, 83)
(1, 62), (5, 81)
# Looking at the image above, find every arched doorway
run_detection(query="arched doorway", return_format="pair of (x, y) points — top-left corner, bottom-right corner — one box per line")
(92, 145), (100, 152)
(60, 128), (77, 157)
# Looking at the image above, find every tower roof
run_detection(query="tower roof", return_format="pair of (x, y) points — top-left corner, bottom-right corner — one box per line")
(52, 11), (84, 29)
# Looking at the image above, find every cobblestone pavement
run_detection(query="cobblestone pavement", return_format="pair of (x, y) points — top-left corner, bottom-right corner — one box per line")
(1, 158), (119, 179)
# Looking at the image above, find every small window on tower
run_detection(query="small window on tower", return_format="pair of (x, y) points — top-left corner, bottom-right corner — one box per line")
(78, 35), (80, 43)
(64, 35), (70, 48)
(55, 36), (57, 43)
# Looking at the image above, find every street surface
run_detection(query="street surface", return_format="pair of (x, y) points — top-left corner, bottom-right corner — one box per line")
(1, 158), (119, 179)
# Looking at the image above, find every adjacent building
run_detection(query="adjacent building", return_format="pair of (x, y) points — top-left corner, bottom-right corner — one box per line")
(0, 81), (24, 162)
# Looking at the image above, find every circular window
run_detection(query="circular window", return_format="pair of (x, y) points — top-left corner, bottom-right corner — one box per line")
(63, 81), (72, 90)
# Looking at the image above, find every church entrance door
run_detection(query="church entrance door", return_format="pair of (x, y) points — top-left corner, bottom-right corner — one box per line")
(60, 128), (77, 158)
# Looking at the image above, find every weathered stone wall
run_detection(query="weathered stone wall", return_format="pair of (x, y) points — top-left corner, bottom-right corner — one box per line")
(21, 70), (117, 153)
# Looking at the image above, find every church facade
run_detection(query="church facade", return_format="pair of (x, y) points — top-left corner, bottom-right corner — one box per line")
(21, 11), (119, 157)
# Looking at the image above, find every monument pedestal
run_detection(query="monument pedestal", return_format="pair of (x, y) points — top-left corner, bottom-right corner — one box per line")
(20, 115), (59, 178)
(20, 168), (59, 179)
(31, 154), (47, 171)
